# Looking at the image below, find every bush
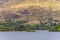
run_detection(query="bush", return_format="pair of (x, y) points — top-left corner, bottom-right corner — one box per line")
(49, 24), (60, 32)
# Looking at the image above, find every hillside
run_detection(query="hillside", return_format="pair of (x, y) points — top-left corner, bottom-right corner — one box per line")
(0, 0), (60, 31)
(0, 0), (60, 24)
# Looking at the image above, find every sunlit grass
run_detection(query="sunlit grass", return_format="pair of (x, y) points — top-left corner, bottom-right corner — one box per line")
(0, 1), (60, 12)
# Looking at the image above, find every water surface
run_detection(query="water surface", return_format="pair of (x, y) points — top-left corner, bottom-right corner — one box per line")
(0, 30), (60, 40)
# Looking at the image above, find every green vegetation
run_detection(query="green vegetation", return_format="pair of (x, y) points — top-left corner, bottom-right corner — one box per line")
(49, 24), (60, 32)
(0, 20), (27, 31)
(0, 20), (60, 32)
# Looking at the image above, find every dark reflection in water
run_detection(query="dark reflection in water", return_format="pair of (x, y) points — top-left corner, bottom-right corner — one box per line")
(0, 30), (60, 40)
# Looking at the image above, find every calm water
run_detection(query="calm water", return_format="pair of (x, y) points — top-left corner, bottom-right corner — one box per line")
(0, 30), (60, 40)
